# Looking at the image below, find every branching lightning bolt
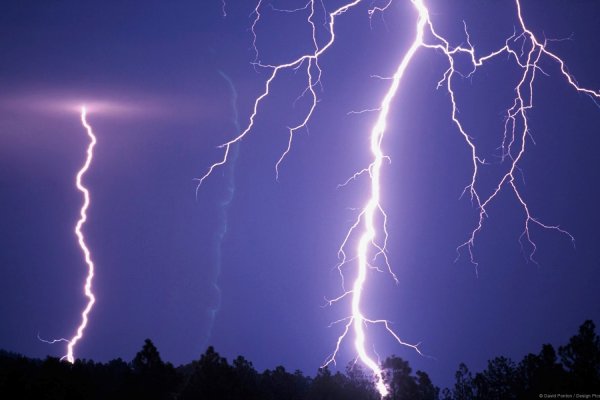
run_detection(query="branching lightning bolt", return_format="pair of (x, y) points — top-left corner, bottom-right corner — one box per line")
(205, 0), (599, 397)
(41, 106), (98, 363)
(197, 0), (356, 189)
(449, 1), (599, 268)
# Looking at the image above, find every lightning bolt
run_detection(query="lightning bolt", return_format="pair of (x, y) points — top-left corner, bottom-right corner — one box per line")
(201, 71), (242, 347)
(204, 0), (599, 396)
(41, 106), (98, 363)
(62, 106), (98, 363)
(450, 1), (598, 267)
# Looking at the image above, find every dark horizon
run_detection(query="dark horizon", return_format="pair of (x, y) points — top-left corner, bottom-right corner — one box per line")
(2, 318), (599, 399)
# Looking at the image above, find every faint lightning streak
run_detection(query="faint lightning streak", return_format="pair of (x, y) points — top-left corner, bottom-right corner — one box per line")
(202, 71), (242, 347)
(269, 1), (311, 14)
(37, 333), (69, 345)
(63, 106), (97, 363)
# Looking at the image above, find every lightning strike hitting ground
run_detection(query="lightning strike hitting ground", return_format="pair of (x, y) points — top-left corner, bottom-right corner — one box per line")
(55, 106), (97, 363)
(204, 0), (600, 396)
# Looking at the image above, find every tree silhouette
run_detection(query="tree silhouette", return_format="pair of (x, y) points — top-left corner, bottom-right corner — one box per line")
(518, 344), (567, 397)
(230, 355), (261, 399)
(260, 365), (308, 400)
(559, 320), (600, 392)
(307, 367), (349, 400)
(345, 363), (379, 400)
(381, 355), (439, 400)
(179, 346), (235, 400)
(442, 320), (600, 400)
(130, 338), (179, 400)
(415, 370), (439, 400)
(2, 319), (600, 399)
(447, 363), (474, 400)
(473, 356), (519, 400)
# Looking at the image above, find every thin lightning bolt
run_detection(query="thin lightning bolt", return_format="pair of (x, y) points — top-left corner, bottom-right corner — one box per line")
(42, 106), (98, 362)
(45, 106), (98, 364)
(204, 1), (599, 397)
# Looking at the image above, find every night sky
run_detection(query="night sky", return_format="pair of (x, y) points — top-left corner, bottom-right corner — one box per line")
(1, 0), (599, 389)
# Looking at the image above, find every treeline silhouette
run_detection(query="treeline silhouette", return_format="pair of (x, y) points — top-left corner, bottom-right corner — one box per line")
(1, 320), (598, 399)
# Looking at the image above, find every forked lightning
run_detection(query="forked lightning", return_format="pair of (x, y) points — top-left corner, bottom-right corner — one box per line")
(201, 1), (599, 396)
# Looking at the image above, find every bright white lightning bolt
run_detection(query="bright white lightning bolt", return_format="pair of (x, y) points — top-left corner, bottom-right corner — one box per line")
(63, 106), (98, 363)
(205, 0), (599, 397)
(48, 106), (98, 364)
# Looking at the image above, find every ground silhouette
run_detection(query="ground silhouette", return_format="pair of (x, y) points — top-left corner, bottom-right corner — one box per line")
(1, 320), (598, 399)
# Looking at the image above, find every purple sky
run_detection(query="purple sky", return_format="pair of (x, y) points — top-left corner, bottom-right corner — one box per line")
(1, 0), (599, 389)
